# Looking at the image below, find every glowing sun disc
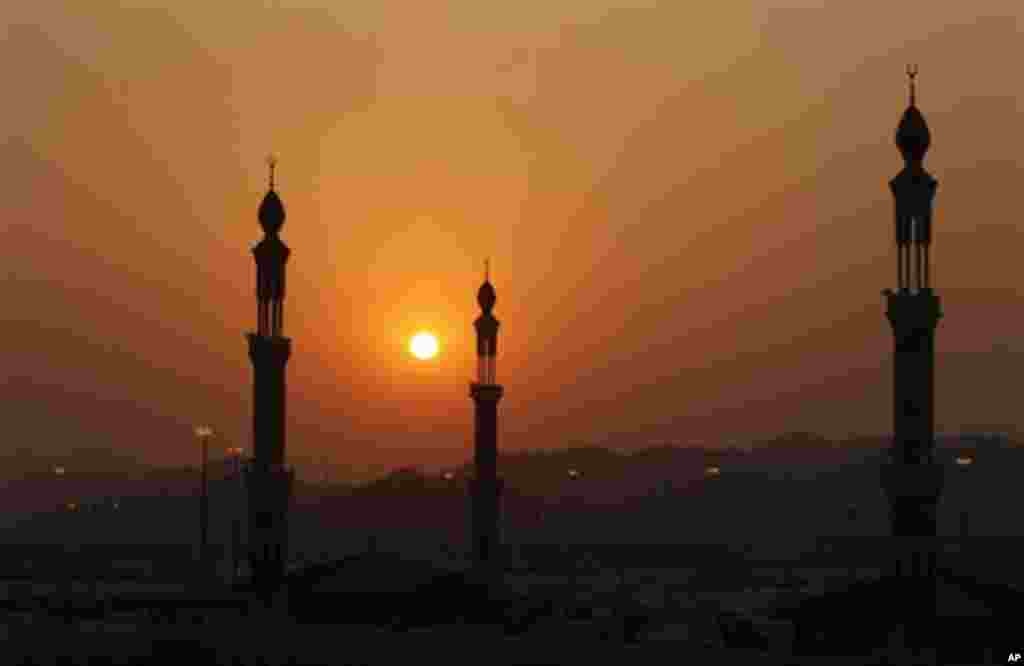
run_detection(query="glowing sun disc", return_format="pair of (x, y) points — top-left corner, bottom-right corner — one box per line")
(410, 332), (439, 360)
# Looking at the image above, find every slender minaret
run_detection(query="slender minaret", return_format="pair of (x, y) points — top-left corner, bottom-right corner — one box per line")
(246, 156), (295, 597)
(469, 259), (504, 575)
(880, 67), (944, 583)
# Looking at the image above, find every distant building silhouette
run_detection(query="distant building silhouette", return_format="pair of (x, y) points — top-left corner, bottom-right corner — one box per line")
(469, 260), (503, 575)
(879, 66), (944, 579)
(245, 156), (295, 596)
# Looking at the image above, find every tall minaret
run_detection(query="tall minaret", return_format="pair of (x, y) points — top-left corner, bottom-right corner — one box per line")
(246, 156), (295, 597)
(880, 67), (944, 582)
(469, 259), (503, 574)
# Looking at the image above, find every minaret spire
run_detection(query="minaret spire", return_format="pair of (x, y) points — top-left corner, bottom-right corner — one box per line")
(475, 264), (498, 383)
(892, 66), (936, 291)
(267, 154), (277, 191)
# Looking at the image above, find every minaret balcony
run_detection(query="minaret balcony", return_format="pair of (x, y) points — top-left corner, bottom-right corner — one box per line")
(246, 332), (293, 347)
(885, 290), (942, 324)
(469, 382), (504, 400)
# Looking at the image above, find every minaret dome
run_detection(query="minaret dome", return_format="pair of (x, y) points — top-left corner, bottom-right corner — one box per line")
(477, 281), (496, 313)
(895, 65), (931, 163)
(258, 155), (285, 234)
(477, 258), (496, 313)
(258, 191), (285, 234)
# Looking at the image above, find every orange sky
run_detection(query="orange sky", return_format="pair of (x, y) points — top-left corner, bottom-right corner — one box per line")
(7, 2), (1024, 476)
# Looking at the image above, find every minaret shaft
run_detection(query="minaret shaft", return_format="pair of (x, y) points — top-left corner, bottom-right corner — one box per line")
(249, 336), (289, 467)
(247, 347), (292, 594)
(473, 394), (499, 480)
(892, 327), (936, 467)
(881, 291), (944, 603)
(247, 343), (293, 596)
(470, 384), (503, 566)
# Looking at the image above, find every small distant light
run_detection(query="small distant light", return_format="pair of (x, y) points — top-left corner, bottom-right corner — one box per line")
(567, 469), (580, 479)
(955, 456), (973, 466)
(705, 466), (721, 477)
(54, 467), (65, 476)
(195, 426), (213, 438)
(67, 502), (77, 511)
(442, 471), (455, 481)
(113, 501), (120, 510)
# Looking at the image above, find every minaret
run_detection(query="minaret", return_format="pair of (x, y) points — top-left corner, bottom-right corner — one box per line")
(469, 259), (504, 575)
(880, 67), (944, 582)
(246, 156), (295, 597)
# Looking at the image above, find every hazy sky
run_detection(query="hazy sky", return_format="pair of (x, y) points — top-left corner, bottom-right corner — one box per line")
(6, 2), (1024, 474)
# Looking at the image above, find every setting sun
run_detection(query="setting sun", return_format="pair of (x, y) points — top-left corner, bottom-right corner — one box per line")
(409, 332), (439, 360)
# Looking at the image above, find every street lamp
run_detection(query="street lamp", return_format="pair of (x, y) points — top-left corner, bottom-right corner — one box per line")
(194, 425), (213, 572)
(53, 465), (67, 515)
(565, 469), (581, 542)
(227, 446), (244, 583)
(846, 503), (859, 581)
(435, 471), (458, 559)
(955, 453), (974, 539)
